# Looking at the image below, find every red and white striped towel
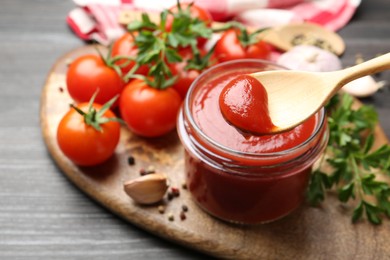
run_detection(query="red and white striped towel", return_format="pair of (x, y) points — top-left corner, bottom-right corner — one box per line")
(67, 0), (361, 45)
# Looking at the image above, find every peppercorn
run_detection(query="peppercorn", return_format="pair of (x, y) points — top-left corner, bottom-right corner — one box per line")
(167, 192), (174, 201)
(291, 33), (335, 54)
(171, 187), (180, 197)
(127, 156), (135, 165)
(158, 205), (165, 214)
(180, 211), (186, 221)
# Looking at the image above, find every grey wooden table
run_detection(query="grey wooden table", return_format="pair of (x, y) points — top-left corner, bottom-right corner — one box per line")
(0, 0), (389, 259)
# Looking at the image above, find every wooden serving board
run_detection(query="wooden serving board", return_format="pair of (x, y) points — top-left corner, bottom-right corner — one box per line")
(40, 46), (390, 259)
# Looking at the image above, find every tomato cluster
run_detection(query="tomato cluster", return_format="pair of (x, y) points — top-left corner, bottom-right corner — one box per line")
(57, 2), (273, 166)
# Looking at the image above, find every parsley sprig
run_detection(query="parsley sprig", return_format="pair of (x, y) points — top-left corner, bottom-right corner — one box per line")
(308, 93), (390, 224)
(124, 2), (213, 89)
(167, 2), (212, 48)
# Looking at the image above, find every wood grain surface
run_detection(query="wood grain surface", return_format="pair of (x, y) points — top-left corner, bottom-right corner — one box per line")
(1, 0), (390, 259)
(40, 45), (390, 259)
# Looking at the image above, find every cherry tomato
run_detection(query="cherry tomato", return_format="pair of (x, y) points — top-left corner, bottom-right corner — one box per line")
(66, 54), (124, 106)
(170, 64), (199, 100)
(167, 3), (212, 27)
(168, 47), (217, 99)
(111, 32), (149, 76)
(215, 29), (272, 63)
(57, 103), (121, 166)
(166, 3), (212, 47)
(119, 79), (182, 137)
(169, 48), (202, 99)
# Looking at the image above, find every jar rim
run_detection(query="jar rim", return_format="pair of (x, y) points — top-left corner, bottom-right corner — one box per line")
(183, 59), (326, 159)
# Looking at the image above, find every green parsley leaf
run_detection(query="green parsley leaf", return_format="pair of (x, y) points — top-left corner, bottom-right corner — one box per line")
(352, 201), (364, 223)
(338, 182), (355, 202)
(364, 201), (382, 225)
(307, 92), (390, 224)
(307, 170), (327, 205)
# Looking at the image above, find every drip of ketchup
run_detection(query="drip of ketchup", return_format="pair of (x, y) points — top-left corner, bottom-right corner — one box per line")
(219, 75), (275, 135)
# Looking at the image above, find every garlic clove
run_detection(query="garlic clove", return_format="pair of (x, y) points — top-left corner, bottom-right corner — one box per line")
(124, 173), (168, 205)
(342, 75), (385, 98)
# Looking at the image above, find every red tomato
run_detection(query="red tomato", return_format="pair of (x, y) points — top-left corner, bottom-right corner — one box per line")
(170, 64), (200, 100)
(169, 47), (218, 99)
(57, 103), (121, 166)
(111, 32), (149, 76)
(66, 54), (124, 106)
(119, 79), (182, 137)
(167, 3), (212, 27)
(166, 3), (212, 47)
(169, 48), (201, 99)
(215, 29), (271, 63)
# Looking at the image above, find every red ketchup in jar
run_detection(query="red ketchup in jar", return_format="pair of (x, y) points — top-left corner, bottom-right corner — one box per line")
(177, 60), (328, 224)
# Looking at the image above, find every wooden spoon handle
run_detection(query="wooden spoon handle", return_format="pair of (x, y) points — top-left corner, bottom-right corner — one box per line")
(336, 52), (390, 86)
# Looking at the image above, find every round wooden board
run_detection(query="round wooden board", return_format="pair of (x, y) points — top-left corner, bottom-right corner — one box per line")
(40, 46), (390, 260)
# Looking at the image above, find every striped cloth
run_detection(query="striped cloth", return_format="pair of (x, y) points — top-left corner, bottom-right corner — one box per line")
(67, 0), (361, 45)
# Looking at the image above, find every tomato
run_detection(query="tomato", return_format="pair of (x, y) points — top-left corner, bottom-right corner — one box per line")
(169, 47), (218, 99)
(170, 63), (199, 100)
(66, 54), (124, 106)
(57, 102), (121, 166)
(119, 79), (182, 137)
(111, 32), (149, 76)
(168, 48), (201, 99)
(215, 29), (272, 63)
(167, 3), (212, 27)
(166, 3), (212, 47)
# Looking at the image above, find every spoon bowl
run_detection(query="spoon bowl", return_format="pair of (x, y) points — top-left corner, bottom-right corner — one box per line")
(250, 52), (390, 133)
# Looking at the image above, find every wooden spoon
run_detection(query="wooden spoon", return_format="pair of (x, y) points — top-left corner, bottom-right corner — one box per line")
(250, 52), (390, 134)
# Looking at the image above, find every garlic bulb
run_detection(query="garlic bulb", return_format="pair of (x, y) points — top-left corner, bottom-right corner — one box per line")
(277, 45), (342, 72)
(342, 76), (386, 98)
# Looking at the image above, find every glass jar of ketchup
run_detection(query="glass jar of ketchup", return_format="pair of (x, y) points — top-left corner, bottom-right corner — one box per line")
(177, 60), (329, 224)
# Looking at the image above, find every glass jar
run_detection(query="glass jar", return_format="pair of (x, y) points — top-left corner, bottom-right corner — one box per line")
(177, 59), (329, 224)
